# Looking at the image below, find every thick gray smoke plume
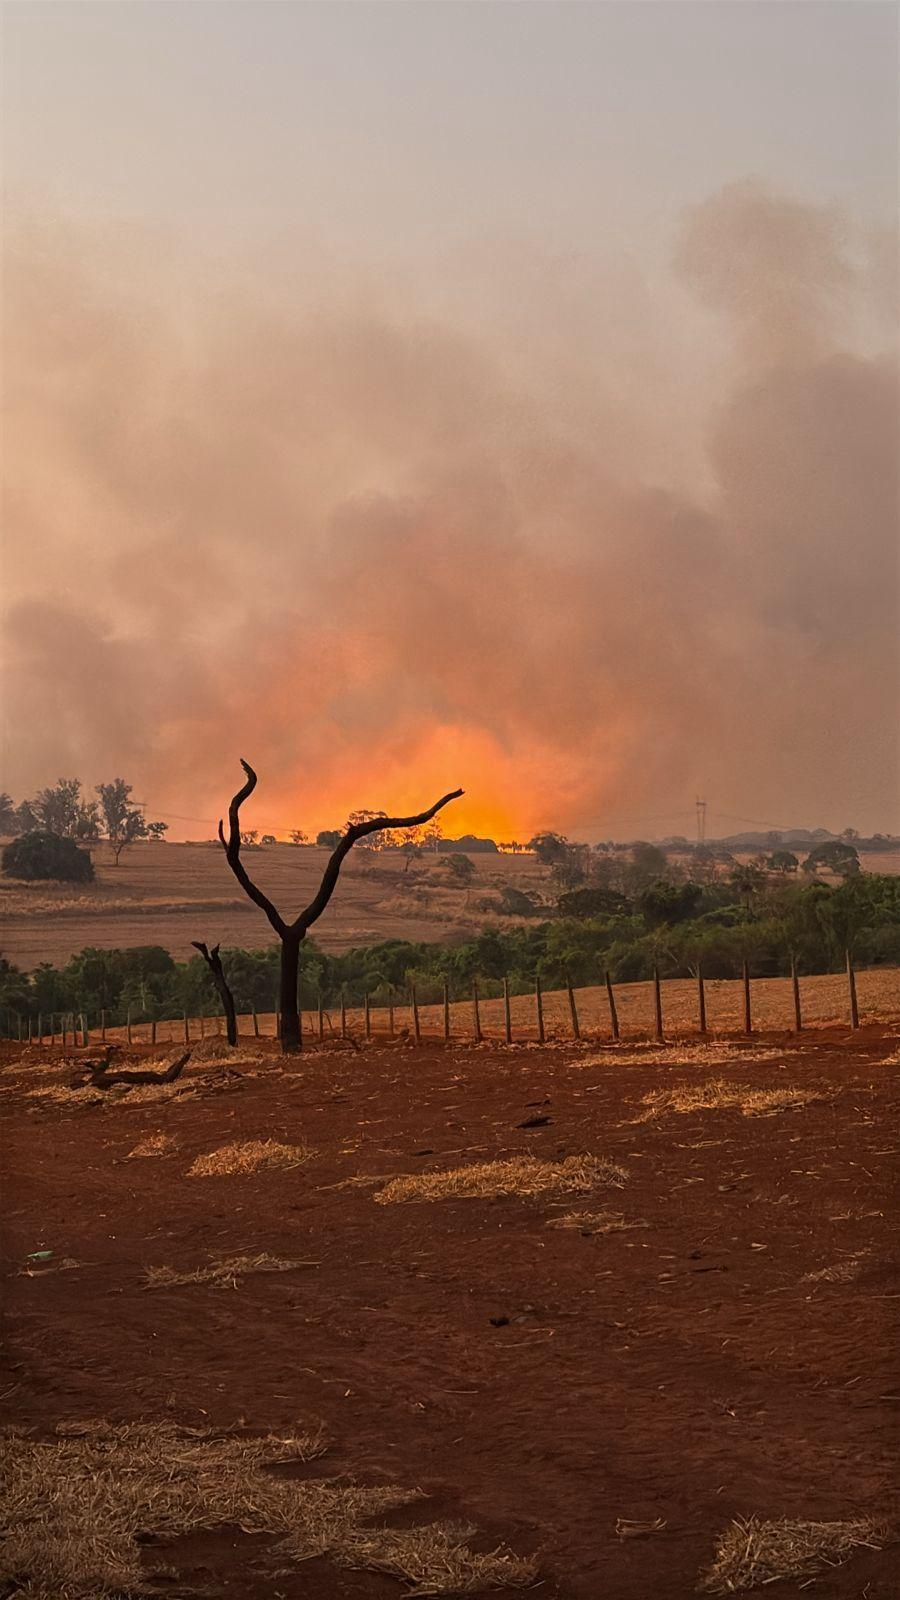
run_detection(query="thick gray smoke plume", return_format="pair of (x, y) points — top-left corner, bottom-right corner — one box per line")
(3, 182), (897, 837)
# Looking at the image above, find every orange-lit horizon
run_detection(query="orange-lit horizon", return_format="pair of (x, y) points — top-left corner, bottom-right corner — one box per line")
(3, 6), (897, 840)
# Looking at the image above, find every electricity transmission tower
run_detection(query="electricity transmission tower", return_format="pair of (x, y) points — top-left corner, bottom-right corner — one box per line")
(695, 796), (707, 843)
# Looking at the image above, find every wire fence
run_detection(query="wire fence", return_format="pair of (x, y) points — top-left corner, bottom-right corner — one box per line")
(3, 951), (887, 1048)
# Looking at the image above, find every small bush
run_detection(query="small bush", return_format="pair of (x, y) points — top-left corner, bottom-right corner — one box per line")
(2, 831), (94, 883)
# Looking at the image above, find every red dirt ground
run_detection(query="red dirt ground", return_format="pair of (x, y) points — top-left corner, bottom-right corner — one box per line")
(2, 1028), (898, 1599)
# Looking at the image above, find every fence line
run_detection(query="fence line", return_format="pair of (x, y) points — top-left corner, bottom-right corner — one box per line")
(3, 953), (887, 1049)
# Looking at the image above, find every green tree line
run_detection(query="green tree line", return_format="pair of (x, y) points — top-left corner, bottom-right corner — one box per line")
(2, 873), (897, 1032)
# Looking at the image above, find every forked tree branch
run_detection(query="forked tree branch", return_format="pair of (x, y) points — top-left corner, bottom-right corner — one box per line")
(218, 760), (287, 937)
(219, 759), (463, 939)
(297, 787), (464, 934)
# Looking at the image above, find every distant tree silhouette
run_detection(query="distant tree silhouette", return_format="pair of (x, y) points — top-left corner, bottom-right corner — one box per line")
(218, 760), (462, 1052)
(96, 779), (148, 865)
(31, 778), (98, 840)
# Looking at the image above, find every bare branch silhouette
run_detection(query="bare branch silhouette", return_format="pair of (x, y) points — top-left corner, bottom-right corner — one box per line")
(217, 759), (463, 1051)
(217, 761), (286, 937)
(191, 941), (238, 1046)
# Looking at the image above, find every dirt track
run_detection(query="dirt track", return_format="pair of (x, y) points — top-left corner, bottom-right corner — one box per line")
(2, 1030), (898, 1598)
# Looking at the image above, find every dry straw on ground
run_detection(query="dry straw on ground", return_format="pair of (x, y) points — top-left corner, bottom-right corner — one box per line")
(375, 1153), (626, 1205)
(545, 1210), (646, 1234)
(802, 1252), (869, 1284)
(187, 1139), (309, 1178)
(144, 1252), (317, 1290)
(126, 1132), (177, 1158)
(580, 1045), (787, 1070)
(699, 1514), (887, 1593)
(636, 1080), (823, 1121)
(0, 1421), (535, 1599)
(26, 1079), (197, 1110)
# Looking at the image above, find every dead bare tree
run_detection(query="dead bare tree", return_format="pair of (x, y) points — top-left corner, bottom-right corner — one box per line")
(219, 760), (463, 1052)
(191, 941), (238, 1046)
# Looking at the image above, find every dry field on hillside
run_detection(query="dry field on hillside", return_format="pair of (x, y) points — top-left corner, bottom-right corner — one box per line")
(0, 840), (549, 966)
(2, 839), (898, 970)
(1, 1026), (898, 1598)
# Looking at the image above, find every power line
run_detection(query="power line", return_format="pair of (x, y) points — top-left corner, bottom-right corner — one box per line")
(713, 811), (793, 832)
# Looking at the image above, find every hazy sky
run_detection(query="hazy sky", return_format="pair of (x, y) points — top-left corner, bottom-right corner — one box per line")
(3, 1), (898, 839)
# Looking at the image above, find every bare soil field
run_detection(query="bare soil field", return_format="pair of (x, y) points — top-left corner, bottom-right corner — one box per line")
(0, 842), (548, 967)
(2, 1027), (898, 1598)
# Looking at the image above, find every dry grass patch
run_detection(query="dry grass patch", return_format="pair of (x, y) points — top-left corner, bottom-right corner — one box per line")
(317, 1520), (537, 1593)
(581, 1045), (787, 1070)
(187, 1139), (310, 1178)
(636, 1080), (823, 1121)
(699, 1514), (887, 1593)
(375, 1153), (626, 1205)
(144, 1252), (317, 1290)
(126, 1131), (177, 1158)
(26, 1079), (198, 1111)
(546, 1210), (646, 1234)
(25, 1084), (105, 1109)
(802, 1252), (869, 1284)
(0, 1421), (534, 1599)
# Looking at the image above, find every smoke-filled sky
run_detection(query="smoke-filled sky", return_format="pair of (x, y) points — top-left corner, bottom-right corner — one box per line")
(2, 1), (898, 840)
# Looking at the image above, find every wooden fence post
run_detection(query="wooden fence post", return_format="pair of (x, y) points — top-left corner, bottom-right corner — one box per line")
(503, 975), (512, 1045)
(183, 1012), (190, 1044)
(535, 975), (545, 1045)
(388, 986), (395, 1037)
(317, 992), (325, 1041)
(653, 966), (664, 1042)
(340, 987), (347, 1039)
(364, 993), (371, 1040)
(791, 957), (802, 1033)
(411, 983), (421, 1044)
(566, 975), (581, 1040)
(604, 970), (620, 1042)
(697, 965), (707, 1035)
(150, 1018), (157, 1047)
(37, 1013), (43, 1044)
(846, 948), (859, 1030)
(199, 1012), (205, 1040)
(100, 1008), (107, 1043)
(252, 1008), (260, 1038)
(17, 1014), (23, 1043)
(81, 1014), (89, 1047)
(741, 961), (752, 1035)
(443, 979), (450, 1041)
(472, 979), (482, 1043)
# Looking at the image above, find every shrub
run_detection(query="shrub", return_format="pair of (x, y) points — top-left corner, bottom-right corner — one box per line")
(557, 886), (627, 920)
(2, 831), (94, 883)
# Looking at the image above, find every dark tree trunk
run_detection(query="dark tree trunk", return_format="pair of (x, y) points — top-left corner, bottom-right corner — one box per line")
(280, 932), (302, 1053)
(191, 942), (238, 1046)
